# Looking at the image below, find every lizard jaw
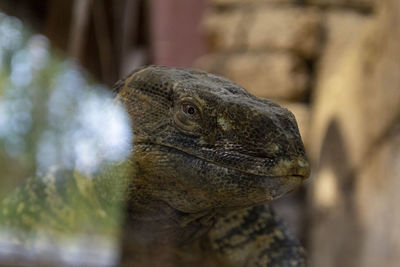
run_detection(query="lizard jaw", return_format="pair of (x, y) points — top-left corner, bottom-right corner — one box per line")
(133, 143), (308, 211)
(136, 141), (310, 180)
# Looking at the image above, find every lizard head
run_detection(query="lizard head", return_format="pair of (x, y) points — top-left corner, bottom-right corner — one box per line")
(114, 66), (310, 213)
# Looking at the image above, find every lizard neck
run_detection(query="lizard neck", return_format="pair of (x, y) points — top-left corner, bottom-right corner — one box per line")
(123, 196), (217, 246)
(122, 156), (217, 246)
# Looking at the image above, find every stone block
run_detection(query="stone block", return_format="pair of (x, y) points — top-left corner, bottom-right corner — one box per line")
(247, 7), (322, 58)
(196, 52), (309, 100)
(204, 10), (245, 52)
(305, 0), (376, 11)
(205, 6), (321, 57)
(204, 7), (322, 58)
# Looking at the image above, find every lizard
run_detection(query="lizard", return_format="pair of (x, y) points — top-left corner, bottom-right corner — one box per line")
(0, 65), (310, 266)
(115, 65), (310, 266)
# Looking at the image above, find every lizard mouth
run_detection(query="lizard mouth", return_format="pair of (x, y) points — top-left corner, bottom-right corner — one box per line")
(135, 142), (310, 180)
(134, 142), (309, 210)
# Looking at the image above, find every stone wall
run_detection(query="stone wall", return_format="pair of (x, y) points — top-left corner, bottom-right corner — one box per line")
(196, 0), (400, 266)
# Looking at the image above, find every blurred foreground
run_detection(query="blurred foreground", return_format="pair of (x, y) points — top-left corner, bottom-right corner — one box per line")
(0, 13), (132, 266)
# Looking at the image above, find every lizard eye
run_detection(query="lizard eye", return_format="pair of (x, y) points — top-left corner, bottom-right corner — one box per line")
(173, 99), (202, 134)
(182, 102), (199, 117)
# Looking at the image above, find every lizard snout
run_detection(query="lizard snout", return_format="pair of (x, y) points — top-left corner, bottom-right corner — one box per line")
(272, 157), (310, 180)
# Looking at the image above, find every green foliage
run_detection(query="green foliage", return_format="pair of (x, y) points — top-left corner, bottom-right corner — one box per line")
(0, 12), (133, 266)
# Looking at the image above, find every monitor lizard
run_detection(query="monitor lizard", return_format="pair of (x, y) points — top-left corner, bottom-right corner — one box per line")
(0, 65), (310, 266)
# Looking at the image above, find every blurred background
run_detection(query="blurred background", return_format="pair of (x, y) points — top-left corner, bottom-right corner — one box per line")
(0, 0), (399, 266)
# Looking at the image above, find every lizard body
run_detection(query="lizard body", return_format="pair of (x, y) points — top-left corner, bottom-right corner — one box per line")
(116, 66), (309, 266)
(0, 65), (309, 266)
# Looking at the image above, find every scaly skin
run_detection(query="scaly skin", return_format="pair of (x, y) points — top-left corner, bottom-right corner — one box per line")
(115, 66), (310, 266)
(0, 65), (310, 266)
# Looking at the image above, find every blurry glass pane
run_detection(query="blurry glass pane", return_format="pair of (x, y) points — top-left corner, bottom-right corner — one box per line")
(0, 12), (132, 266)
